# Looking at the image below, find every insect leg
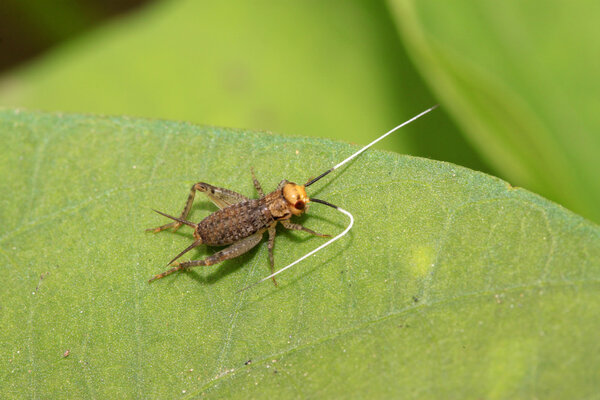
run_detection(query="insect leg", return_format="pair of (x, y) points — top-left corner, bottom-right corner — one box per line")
(147, 183), (248, 233)
(267, 225), (278, 286)
(281, 220), (331, 238)
(250, 167), (265, 198)
(198, 183), (249, 209)
(148, 231), (264, 282)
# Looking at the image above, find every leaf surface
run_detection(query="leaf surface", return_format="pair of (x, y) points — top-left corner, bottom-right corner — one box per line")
(1, 109), (598, 398)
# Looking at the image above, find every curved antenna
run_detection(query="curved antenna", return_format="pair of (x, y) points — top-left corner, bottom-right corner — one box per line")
(305, 104), (439, 187)
(238, 200), (354, 292)
(240, 105), (438, 292)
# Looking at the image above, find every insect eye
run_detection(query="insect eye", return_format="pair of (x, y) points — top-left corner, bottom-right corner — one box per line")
(295, 201), (305, 210)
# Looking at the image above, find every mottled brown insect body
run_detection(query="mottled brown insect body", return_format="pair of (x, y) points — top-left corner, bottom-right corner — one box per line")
(147, 172), (325, 284)
(198, 199), (273, 246)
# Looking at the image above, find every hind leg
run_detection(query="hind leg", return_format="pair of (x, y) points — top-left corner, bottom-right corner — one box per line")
(147, 182), (249, 233)
(149, 231), (264, 282)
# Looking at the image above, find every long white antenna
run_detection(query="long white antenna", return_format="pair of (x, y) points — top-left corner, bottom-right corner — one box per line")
(239, 206), (354, 292)
(335, 104), (439, 169)
(305, 104), (438, 187)
(243, 105), (439, 291)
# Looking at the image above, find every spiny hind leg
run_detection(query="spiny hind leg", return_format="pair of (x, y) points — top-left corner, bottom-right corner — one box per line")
(267, 225), (278, 286)
(281, 220), (331, 238)
(149, 231), (264, 282)
(147, 182), (248, 233)
(200, 183), (249, 209)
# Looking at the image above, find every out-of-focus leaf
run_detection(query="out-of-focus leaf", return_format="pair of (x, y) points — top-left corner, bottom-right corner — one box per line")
(1, 109), (598, 398)
(388, 0), (600, 223)
(0, 0), (489, 173)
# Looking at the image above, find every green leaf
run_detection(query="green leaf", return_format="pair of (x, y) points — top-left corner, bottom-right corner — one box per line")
(1, 109), (598, 398)
(387, 0), (600, 223)
(0, 0), (489, 174)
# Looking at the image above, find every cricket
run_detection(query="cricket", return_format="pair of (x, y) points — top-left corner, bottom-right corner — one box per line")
(147, 105), (438, 290)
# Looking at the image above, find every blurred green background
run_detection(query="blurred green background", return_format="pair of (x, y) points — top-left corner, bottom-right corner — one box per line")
(1, 0), (598, 224)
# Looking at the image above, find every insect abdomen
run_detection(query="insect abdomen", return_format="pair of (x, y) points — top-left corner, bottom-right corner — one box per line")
(197, 199), (273, 246)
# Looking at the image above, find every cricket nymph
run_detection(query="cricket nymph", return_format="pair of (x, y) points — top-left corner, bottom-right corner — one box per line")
(147, 105), (438, 289)
(147, 174), (326, 284)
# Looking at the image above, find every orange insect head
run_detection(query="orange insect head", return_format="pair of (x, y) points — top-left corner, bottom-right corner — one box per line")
(283, 182), (309, 215)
